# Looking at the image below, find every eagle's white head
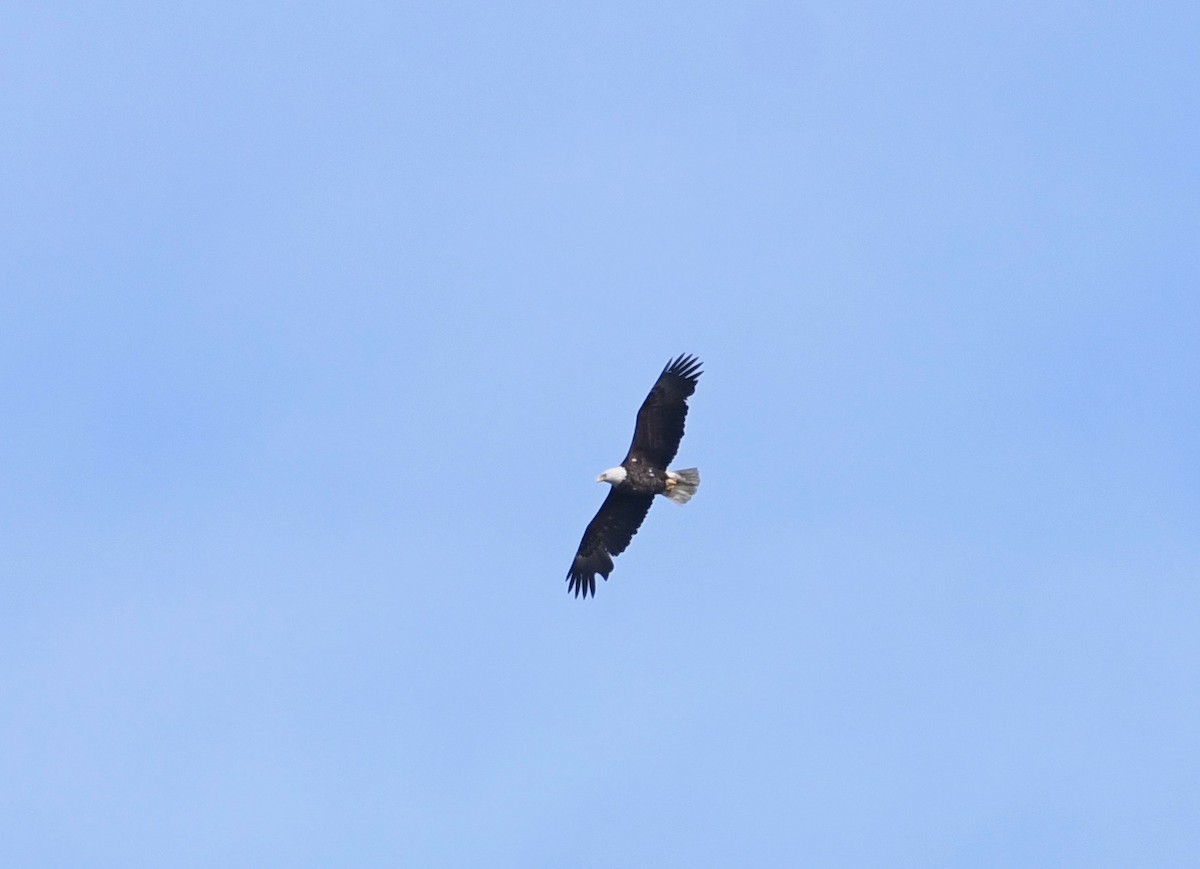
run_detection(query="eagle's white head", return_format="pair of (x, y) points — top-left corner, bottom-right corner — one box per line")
(596, 466), (628, 485)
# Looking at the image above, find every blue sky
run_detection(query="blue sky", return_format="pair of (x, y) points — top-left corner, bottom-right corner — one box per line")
(3, 2), (1198, 865)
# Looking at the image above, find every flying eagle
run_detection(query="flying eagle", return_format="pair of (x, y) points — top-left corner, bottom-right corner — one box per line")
(567, 354), (702, 598)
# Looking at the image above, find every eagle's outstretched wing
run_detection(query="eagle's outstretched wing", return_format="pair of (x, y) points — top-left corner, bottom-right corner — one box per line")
(623, 354), (703, 469)
(566, 489), (654, 598)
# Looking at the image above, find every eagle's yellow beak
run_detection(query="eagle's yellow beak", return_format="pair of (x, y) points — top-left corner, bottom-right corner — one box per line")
(595, 474), (605, 483)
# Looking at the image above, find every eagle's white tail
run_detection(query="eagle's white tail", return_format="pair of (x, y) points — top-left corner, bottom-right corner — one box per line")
(665, 468), (700, 504)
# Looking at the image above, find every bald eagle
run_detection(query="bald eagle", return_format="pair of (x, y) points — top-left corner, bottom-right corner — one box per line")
(567, 354), (702, 598)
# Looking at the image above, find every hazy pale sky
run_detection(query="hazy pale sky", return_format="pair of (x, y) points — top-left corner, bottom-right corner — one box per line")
(3, 2), (1198, 866)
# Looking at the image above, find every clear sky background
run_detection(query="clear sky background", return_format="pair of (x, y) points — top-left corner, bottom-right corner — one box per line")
(3, 2), (1198, 866)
